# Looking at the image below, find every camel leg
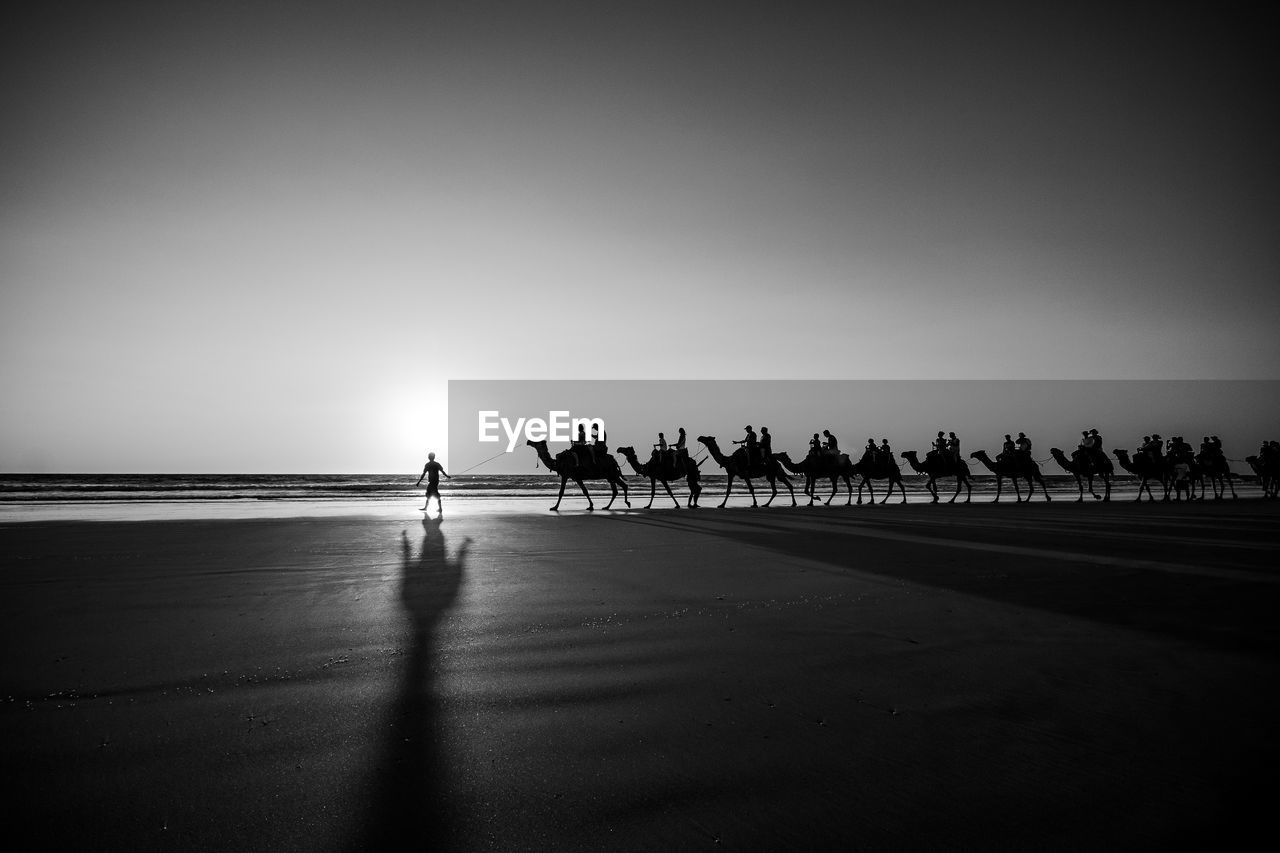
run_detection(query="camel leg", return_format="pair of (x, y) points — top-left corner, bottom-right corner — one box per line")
(1226, 472), (1237, 499)
(825, 476), (837, 505)
(844, 475), (853, 505)
(603, 479), (618, 510)
(551, 476), (569, 511)
(662, 479), (679, 508)
(1073, 474), (1084, 502)
(578, 478), (595, 511)
(959, 476), (971, 503)
(646, 477), (656, 510)
(897, 476), (907, 504)
(992, 476), (1003, 503)
(748, 477), (761, 508)
(1100, 475), (1109, 502)
(781, 473), (797, 507)
(1036, 474), (1051, 502)
(719, 474), (735, 508)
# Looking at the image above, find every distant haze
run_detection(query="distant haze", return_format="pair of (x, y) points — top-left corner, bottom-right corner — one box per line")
(3, 3), (1276, 472)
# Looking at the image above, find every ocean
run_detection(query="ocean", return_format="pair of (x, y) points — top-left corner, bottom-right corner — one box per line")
(0, 470), (1261, 522)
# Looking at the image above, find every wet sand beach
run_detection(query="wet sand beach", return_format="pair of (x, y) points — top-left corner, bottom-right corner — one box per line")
(3, 500), (1279, 851)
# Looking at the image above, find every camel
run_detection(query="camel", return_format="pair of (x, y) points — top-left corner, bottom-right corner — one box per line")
(1112, 449), (1168, 502)
(970, 450), (1051, 503)
(1048, 447), (1112, 502)
(1194, 451), (1238, 499)
(774, 451), (853, 505)
(849, 452), (907, 505)
(696, 436), (797, 508)
(1246, 455), (1278, 498)
(900, 450), (972, 503)
(526, 439), (630, 511)
(616, 446), (703, 509)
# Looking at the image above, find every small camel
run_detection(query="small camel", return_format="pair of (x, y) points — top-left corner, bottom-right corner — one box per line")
(774, 451), (854, 505)
(1194, 451), (1238, 500)
(1048, 447), (1112, 502)
(900, 450), (972, 504)
(970, 450), (1051, 503)
(697, 436), (797, 508)
(1112, 449), (1168, 502)
(526, 439), (630, 511)
(616, 446), (703, 509)
(849, 452), (907, 505)
(1246, 455), (1278, 498)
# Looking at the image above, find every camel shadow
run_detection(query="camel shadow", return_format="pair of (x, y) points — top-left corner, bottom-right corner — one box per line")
(360, 516), (468, 848)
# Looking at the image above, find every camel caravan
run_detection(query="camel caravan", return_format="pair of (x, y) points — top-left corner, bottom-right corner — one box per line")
(525, 424), (1280, 511)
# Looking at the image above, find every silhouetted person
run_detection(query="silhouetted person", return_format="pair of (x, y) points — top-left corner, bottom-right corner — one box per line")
(930, 431), (947, 463)
(415, 452), (451, 516)
(760, 427), (773, 465)
(1016, 432), (1032, 458)
(946, 431), (960, 465)
(809, 432), (822, 457)
(862, 438), (877, 465)
(733, 425), (758, 465)
(879, 438), (893, 463)
(1089, 428), (1105, 465)
(673, 427), (687, 455)
(999, 434), (1015, 463)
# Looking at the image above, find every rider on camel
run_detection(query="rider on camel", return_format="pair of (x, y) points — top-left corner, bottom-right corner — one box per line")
(733, 425), (759, 466)
(999, 434), (1015, 463)
(1141, 434), (1164, 464)
(930, 431), (947, 464)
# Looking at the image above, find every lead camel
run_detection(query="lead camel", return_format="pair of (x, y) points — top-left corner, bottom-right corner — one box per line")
(526, 439), (630, 511)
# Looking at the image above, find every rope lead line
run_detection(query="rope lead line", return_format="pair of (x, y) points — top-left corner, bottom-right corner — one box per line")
(454, 449), (510, 476)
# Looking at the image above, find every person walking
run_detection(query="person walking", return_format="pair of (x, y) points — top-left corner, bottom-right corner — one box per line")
(415, 452), (451, 516)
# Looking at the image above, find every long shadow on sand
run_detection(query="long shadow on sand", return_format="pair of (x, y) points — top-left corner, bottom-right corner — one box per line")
(360, 516), (469, 848)
(603, 505), (1280, 657)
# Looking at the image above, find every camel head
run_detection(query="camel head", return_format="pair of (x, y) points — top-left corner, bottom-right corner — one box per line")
(969, 450), (989, 459)
(696, 435), (715, 445)
(900, 450), (918, 459)
(526, 439), (548, 450)
(615, 446), (636, 458)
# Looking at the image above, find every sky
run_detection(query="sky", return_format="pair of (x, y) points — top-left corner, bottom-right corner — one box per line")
(2, 2), (1276, 473)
